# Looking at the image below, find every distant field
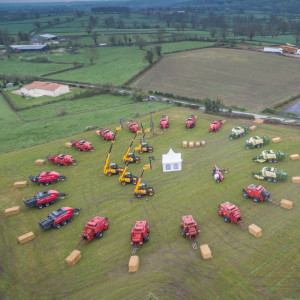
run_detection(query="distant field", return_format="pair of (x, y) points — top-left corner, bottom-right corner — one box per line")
(132, 48), (300, 110)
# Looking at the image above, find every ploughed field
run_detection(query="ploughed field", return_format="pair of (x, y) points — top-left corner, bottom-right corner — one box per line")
(132, 48), (300, 111)
(1, 107), (300, 300)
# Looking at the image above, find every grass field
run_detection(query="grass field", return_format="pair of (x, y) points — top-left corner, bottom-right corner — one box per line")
(132, 48), (300, 111)
(1, 107), (300, 300)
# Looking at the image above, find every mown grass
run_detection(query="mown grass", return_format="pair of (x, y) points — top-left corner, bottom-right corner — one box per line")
(0, 107), (299, 300)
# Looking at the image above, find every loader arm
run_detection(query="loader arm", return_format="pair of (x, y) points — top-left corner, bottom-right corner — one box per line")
(103, 142), (114, 174)
(119, 163), (129, 182)
(134, 164), (151, 194)
(123, 134), (137, 161)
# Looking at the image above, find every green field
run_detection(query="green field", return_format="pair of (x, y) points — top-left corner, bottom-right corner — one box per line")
(132, 48), (300, 111)
(1, 107), (299, 300)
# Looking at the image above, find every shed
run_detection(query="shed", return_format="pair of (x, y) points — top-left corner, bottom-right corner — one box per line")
(162, 148), (182, 172)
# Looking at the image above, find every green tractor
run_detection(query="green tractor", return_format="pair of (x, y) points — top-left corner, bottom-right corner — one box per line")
(253, 150), (285, 163)
(229, 125), (249, 139)
(252, 167), (288, 182)
(246, 136), (270, 149)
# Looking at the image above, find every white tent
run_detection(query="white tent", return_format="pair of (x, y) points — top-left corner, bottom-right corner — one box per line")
(162, 148), (182, 172)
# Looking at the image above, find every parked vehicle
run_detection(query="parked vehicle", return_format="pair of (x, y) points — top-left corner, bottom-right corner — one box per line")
(80, 216), (109, 241)
(253, 150), (285, 163)
(210, 120), (222, 132)
(186, 115), (196, 129)
(127, 120), (139, 133)
(71, 140), (94, 152)
(243, 184), (271, 202)
(229, 125), (249, 139)
(29, 171), (66, 186)
(218, 202), (242, 224)
(160, 115), (169, 129)
(46, 154), (76, 166)
(131, 221), (150, 247)
(96, 129), (114, 141)
(252, 167), (287, 182)
(246, 136), (270, 149)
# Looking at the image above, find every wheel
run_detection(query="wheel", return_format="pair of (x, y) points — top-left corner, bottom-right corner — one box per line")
(273, 159), (277, 163)
(55, 223), (61, 229)
(224, 216), (230, 223)
(144, 233), (149, 242)
(244, 193), (250, 199)
(38, 204), (43, 209)
(67, 217), (72, 222)
(107, 172), (112, 177)
(136, 193), (142, 198)
(51, 180), (56, 184)
(78, 148), (81, 151)
(133, 180), (137, 185)
(181, 230), (186, 238)
(95, 231), (103, 239)
(45, 202), (50, 207)
(121, 181), (126, 186)
(57, 163), (61, 166)
(267, 177), (272, 182)
(139, 150), (143, 154)
(61, 220), (67, 226)
(135, 159), (140, 164)
(50, 200), (56, 204)
(148, 191), (154, 196)
(253, 197), (260, 202)
(273, 178), (277, 183)
(73, 211), (79, 215)
(149, 148), (153, 153)
(45, 182), (49, 186)
(39, 182), (44, 186)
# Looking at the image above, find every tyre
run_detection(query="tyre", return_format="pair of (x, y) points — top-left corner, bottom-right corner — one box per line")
(50, 200), (56, 205)
(244, 193), (250, 199)
(135, 159), (140, 164)
(253, 197), (259, 202)
(67, 217), (72, 222)
(144, 233), (149, 242)
(139, 150), (143, 154)
(121, 181), (126, 186)
(51, 180), (56, 184)
(73, 211), (79, 215)
(224, 216), (230, 223)
(45, 182), (49, 186)
(273, 159), (277, 163)
(95, 231), (103, 239)
(107, 172), (112, 177)
(136, 193), (142, 198)
(148, 191), (154, 196)
(181, 230), (186, 238)
(61, 220), (67, 226)
(273, 178), (277, 183)
(57, 163), (61, 166)
(45, 202), (50, 207)
(38, 204), (43, 209)
(39, 182), (44, 186)
(78, 148), (81, 151)
(267, 177), (272, 182)
(55, 223), (61, 229)
(149, 148), (153, 153)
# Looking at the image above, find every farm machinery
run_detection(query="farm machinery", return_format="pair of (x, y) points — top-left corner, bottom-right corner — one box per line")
(160, 115), (169, 129)
(253, 150), (285, 163)
(46, 154), (76, 166)
(243, 184), (271, 202)
(209, 120), (222, 133)
(134, 157), (154, 198)
(119, 162), (138, 185)
(246, 136), (270, 149)
(71, 140), (94, 152)
(218, 202), (243, 225)
(23, 190), (67, 209)
(123, 134), (140, 164)
(229, 125), (249, 139)
(127, 120), (139, 133)
(80, 216), (109, 241)
(37, 207), (81, 229)
(186, 115), (196, 129)
(252, 167), (288, 182)
(96, 128), (114, 141)
(131, 221), (150, 255)
(180, 215), (200, 249)
(29, 171), (66, 186)
(212, 165), (228, 183)
(134, 124), (153, 154)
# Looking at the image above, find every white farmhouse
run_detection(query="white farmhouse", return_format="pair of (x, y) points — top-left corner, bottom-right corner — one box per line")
(162, 148), (182, 172)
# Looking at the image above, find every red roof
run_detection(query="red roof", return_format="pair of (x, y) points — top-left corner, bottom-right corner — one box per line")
(23, 81), (67, 91)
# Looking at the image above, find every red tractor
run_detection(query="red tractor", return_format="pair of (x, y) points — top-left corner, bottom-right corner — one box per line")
(80, 216), (109, 241)
(131, 221), (150, 250)
(71, 140), (94, 152)
(186, 115), (196, 129)
(37, 207), (81, 229)
(212, 165), (228, 183)
(46, 154), (76, 166)
(127, 121), (139, 133)
(23, 190), (67, 209)
(243, 184), (271, 202)
(96, 128), (114, 141)
(181, 215), (200, 249)
(218, 202), (242, 224)
(160, 115), (169, 129)
(29, 171), (66, 186)
(210, 120), (222, 132)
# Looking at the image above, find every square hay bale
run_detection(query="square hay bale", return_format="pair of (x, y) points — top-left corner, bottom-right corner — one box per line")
(200, 244), (212, 260)
(128, 255), (139, 273)
(272, 137), (281, 143)
(292, 177), (300, 183)
(254, 119), (264, 124)
(290, 154), (300, 160)
(249, 125), (257, 132)
(65, 142), (72, 148)
(18, 232), (35, 244)
(96, 130), (100, 136)
(195, 141), (200, 147)
(182, 141), (188, 148)
(248, 224), (262, 238)
(34, 159), (46, 165)
(221, 120), (227, 125)
(65, 250), (81, 267)
(189, 141), (194, 148)
(281, 199), (293, 209)
(4, 206), (20, 216)
(13, 181), (27, 188)
(201, 140), (206, 147)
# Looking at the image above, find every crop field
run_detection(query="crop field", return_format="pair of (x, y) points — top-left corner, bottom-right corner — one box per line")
(132, 48), (300, 111)
(1, 107), (299, 300)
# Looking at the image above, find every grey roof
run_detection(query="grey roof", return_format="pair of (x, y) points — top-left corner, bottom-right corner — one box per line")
(38, 34), (57, 39)
(10, 45), (47, 50)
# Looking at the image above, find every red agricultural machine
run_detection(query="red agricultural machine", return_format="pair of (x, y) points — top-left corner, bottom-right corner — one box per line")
(29, 171), (66, 186)
(131, 220), (150, 255)
(46, 154), (76, 166)
(96, 128), (114, 141)
(243, 184), (271, 202)
(37, 207), (81, 229)
(210, 120), (222, 132)
(212, 165), (228, 183)
(71, 140), (94, 152)
(181, 215), (200, 249)
(127, 120), (139, 133)
(186, 115), (196, 129)
(80, 216), (109, 241)
(218, 202), (242, 226)
(23, 190), (67, 209)
(160, 115), (169, 129)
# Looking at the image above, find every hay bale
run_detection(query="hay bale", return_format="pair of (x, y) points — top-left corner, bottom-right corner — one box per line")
(13, 181), (27, 188)
(290, 154), (300, 160)
(4, 206), (20, 216)
(248, 224), (262, 238)
(292, 177), (300, 183)
(221, 120), (227, 125)
(195, 141), (200, 147)
(281, 199), (293, 209)
(128, 255), (139, 272)
(189, 141), (194, 148)
(18, 232), (35, 244)
(34, 159), (46, 165)
(65, 250), (81, 267)
(65, 142), (72, 148)
(182, 141), (188, 148)
(249, 125), (257, 132)
(201, 140), (206, 147)
(96, 130), (101, 136)
(272, 137), (281, 143)
(254, 119), (264, 124)
(200, 244), (212, 260)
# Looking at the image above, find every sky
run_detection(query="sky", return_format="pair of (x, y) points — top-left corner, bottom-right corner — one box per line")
(0, 0), (119, 2)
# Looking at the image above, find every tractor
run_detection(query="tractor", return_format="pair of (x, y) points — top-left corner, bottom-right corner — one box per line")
(186, 115), (196, 129)
(23, 190), (67, 209)
(210, 120), (222, 132)
(134, 124), (153, 154)
(119, 162), (138, 185)
(29, 171), (66, 186)
(243, 184), (271, 202)
(96, 128), (114, 141)
(160, 115), (169, 129)
(123, 134), (140, 164)
(212, 165), (228, 183)
(134, 157), (154, 198)
(46, 154), (76, 166)
(127, 120), (139, 133)
(71, 140), (94, 152)
(229, 125), (249, 139)
(218, 202), (242, 224)
(252, 167), (288, 182)
(80, 216), (109, 241)
(246, 136), (270, 149)
(253, 150), (285, 163)
(181, 215), (200, 249)
(37, 207), (81, 229)
(131, 221), (150, 254)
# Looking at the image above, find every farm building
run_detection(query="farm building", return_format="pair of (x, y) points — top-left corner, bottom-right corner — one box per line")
(162, 148), (182, 172)
(10, 44), (48, 53)
(263, 47), (283, 54)
(13, 81), (70, 98)
(32, 34), (58, 43)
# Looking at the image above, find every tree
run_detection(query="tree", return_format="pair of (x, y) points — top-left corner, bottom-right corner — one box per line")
(91, 32), (98, 46)
(153, 45), (162, 57)
(104, 16), (115, 31)
(84, 48), (99, 65)
(134, 34), (147, 49)
(210, 28), (217, 38)
(155, 28), (165, 43)
(220, 27), (228, 39)
(144, 50), (154, 64)
(34, 21), (41, 30)
(89, 15), (97, 28)
(47, 20), (52, 26)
